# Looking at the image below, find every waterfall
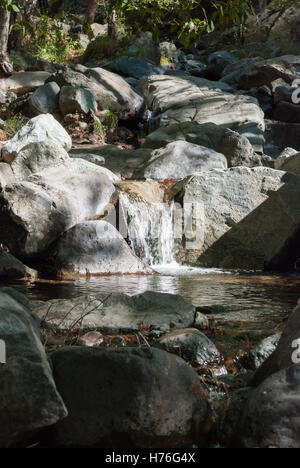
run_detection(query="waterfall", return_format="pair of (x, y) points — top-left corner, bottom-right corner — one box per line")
(119, 193), (176, 266)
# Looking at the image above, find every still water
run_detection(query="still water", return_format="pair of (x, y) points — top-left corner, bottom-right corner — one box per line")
(2, 266), (300, 346)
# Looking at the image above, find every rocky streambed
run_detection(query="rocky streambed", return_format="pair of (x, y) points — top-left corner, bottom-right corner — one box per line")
(1, 17), (300, 447)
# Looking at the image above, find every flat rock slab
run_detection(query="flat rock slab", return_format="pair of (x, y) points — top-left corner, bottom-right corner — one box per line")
(2, 72), (51, 95)
(31, 291), (196, 333)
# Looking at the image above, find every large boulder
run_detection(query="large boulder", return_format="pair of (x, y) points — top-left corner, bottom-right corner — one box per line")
(206, 50), (238, 80)
(133, 140), (228, 180)
(0, 160), (118, 258)
(129, 31), (161, 65)
(1, 114), (72, 164)
(31, 291), (196, 333)
(29, 82), (60, 114)
(48, 347), (211, 447)
(173, 167), (300, 270)
(59, 86), (98, 116)
(240, 365), (300, 448)
(51, 220), (151, 278)
(0, 288), (67, 447)
(274, 147), (298, 170)
(10, 140), (70, 181)
(47, 66), (144, 119)
(0, 71), (51, 95)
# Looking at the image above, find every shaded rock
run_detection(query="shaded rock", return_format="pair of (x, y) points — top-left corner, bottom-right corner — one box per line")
(273, 101), (300, 123)
(133, 140), (227, 180)
(129, 31), (161, 65)
(10, 140), (70, 181)
(0, 160), (118, 258)
(48, 347), (211, 447)
(0, 163), (15, 189)
(1, 71), (51, 95)
(0, 250), (37, 279)
(31, 291), (196, 333)
(240, 365), (300, 448)
(274, 147), (298, 169)
(52, 220), (151, 278)
(59, 85), (98, 116)
(1, 114), (72, 164)
(235, 55), (300, 90)
(160, 42), (177, 60)
(142, 121), (264, 154)
(29, 82), (60, 114)
(264, 119), (300, 156)
(158, 328), (222, 367)
(108, 56), (164, 80)
(0, 288), (67, 447)
(249, 333), (281, 369)
(70, 144), (152, 178)
(174, 167), (300, 270)
(206, 50), (238, 80)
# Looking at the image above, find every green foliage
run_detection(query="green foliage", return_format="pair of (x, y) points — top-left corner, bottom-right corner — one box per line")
(19, 15), (83, 63)
(0, 112), (26, 138)
(0, 0), (21, 12)
(103, 0), (255, 46)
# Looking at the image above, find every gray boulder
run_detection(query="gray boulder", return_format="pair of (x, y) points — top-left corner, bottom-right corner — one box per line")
(69, 152), (105, 166)
(134, 140), (228, 180)
(0, 288), (67, 447)
(52, 220), (151, 278)
(59, 85), (98, 116)
(0, 160), (118, 258)
(240, 365), (300, 448)
(29, 82), (60, 114)
(48, 347), (211, 447)
(10, 140), (70, 181)
(31, 291), (196, 333)
(1, 114), (72, 164)
(158, 328), (223, 368)
(173, 166), (300, 269)
(47, 66), (144, 119)
(129, 31), (161, 65)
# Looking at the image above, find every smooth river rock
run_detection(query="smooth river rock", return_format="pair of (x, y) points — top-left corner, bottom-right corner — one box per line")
(48, 347), (211, 447)
(51, 220), (151, 278)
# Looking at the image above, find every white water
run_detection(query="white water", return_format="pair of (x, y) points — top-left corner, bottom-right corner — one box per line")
(119, 192), (176, 266)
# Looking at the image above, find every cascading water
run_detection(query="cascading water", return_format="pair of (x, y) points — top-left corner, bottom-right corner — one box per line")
(119, 192), (176, 266)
